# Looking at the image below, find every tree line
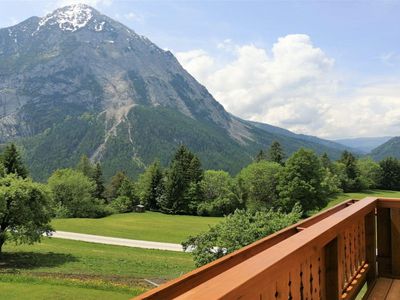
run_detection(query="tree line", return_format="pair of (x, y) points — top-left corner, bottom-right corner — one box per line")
(39, 142), (400, 219)
(1, 141), (400, 255)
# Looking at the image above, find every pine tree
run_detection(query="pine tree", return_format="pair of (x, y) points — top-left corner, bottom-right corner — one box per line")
(2, 143), (28, 178)
(105, 171), (127, 202)
(338, 151), (362, 192)
(161, 145), (203, 214)
(92, 163), (105, 199)
(76, 155), (94, 178)
(320, 152), (332, 170)
(255, 150), (266, 162)
(117, 178), (139, 206)
(267, 141), (285, 165)
(143, 161), (164, 210)
(379, 157), (400, 190)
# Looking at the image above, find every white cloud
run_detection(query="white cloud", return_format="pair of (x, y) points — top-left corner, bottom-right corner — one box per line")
(176, 50), (216, 84)
(175, 34), (400, 139)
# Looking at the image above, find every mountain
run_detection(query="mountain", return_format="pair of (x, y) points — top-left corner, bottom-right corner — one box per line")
(249, 121), (356, 153)
(335, 137), (392, 153)
(0, 4), (353, 180)
(370, 137), (400, 160)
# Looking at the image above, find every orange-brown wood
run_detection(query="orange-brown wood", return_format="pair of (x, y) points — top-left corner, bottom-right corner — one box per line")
(325, 238), (339, 300)
(366, 277), (392, 300)
(168, 198), (377, 299)
(134, 198), (400, 300)
(386, 279), (400, 300)
(365, 211), (377, 285)
(378, 198), (400, 209)
(391, 208), (400, 276)
(378, 208), (392, 277)
(135, 199), (358, 300)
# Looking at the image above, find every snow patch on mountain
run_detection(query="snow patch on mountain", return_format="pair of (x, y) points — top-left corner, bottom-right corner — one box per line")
(36, 4), (93, 32)
(94, 21), (105, 32)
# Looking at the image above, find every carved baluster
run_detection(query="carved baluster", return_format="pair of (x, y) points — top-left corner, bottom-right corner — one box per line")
(291, 265), (301, 300)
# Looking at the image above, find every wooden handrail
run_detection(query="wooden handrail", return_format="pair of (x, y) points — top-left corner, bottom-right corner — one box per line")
(134, 197), (400, 300)
(135, 199), (357, 300)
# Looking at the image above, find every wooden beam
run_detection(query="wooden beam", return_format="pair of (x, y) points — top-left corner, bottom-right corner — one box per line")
(377, 208), (392, 277)
(391, 208), (400, 276)
(365, 210), (377, 285)
(325, 238), (339, 300)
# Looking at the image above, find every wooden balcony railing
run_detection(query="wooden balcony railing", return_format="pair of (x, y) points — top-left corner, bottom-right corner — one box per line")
(134, 197), (400, 300)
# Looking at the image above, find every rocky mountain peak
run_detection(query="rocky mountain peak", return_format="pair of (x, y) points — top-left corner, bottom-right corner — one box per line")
(36, 4), (98, 33)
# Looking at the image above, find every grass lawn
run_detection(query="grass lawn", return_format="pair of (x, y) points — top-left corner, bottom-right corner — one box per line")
(0, 276), (135, 300)
(52, 211), (222, 243)
(0, 237), (195, 299)
(323, 189), (400, 209)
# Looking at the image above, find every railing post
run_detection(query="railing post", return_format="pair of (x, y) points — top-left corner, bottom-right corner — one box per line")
(324, 237), (339, 300)
(365, 210), (376, 285)
(391, 208), (400, 276)
(377, 208), (392, 276)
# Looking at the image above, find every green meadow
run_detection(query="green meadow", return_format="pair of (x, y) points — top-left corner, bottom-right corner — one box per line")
(52, 211), (222, 243)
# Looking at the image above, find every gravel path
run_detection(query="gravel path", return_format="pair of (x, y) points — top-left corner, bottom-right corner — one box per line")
(48, 231), (184, 252)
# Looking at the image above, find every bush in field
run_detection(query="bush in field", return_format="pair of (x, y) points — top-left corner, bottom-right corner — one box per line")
(48, 168), (110, 218)
(109, 178), (139, 213)
(110, 196), (134, 213)
(0, 174), (52, 252)
(182, 205), (302, 267)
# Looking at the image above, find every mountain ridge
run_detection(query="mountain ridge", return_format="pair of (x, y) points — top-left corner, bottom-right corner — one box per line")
(334, 136), (392, 153)
(0, 4), (356, 180)
(370, 136), (400, 161)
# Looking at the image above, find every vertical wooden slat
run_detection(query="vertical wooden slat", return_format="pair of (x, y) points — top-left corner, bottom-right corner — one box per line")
(377, 207), (392, 276)
(310, 253), (320, 299)
(325, 238), (339, 300)
(365, 210), (377, 285)
(319, 252), (326, 299)
(391, 208), (400, 276)
(345, 229), (351, 285)
(350, 223), (356, 275)
(289, 265), (301, 300)
(274, 273), (289, 300)
(302, 257), (310, 300)
(338, 233), (345, 292)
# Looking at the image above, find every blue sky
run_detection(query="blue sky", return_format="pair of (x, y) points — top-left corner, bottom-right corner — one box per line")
(1, 0), (400, 138)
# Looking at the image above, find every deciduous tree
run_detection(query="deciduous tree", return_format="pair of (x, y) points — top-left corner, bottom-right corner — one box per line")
(0, 175), (52, 252)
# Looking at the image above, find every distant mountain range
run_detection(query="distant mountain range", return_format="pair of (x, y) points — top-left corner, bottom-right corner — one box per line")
(334, 137), (393, 153)
(0, 4), (365, 180)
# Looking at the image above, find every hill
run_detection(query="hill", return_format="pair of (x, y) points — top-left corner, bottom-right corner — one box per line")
(370, 137), (400, 160)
